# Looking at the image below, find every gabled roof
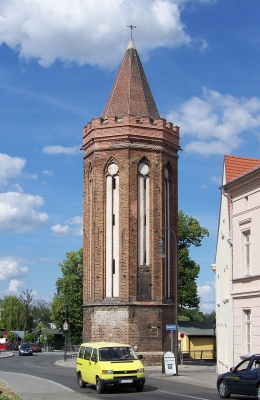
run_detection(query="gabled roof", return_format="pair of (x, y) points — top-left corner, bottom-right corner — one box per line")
(225, 155), (260, 184)
(102, 39), (160, 120)
(179, 321), (215, 337)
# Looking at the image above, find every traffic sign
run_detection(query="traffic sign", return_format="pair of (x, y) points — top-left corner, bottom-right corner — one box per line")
(166, 324), (179, 331)
(63, 321), (69, 331)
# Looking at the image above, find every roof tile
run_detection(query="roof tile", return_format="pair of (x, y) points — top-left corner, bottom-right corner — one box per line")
(225, 155), (260, 183)
(102, 39), (160, 120)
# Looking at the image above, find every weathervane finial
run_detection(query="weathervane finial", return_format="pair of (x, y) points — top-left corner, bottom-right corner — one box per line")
(127, 25), (137, 39)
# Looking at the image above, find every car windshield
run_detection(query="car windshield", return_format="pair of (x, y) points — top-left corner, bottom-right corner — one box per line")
(99, 346), (138, 361)
(21, 344), (31, 348)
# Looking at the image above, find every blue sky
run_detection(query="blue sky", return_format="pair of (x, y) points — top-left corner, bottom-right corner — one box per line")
(1, 0), (260, 313)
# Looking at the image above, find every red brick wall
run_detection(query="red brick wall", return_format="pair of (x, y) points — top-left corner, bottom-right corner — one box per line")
(82, 116), (179, 352)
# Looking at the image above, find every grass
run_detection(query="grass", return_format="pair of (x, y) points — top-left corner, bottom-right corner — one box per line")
(0, 381), (21, 400)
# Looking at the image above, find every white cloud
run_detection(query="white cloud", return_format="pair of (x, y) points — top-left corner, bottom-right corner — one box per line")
(167, 88), (260, 156)
(0, 191), (49, 233)
(0, 0), (193, 68)
(0, 258), (28, 281)
(24, 172), (38, 179)
(42, 145), (80, 155)
(211, 176), (221, 185)
(0, 153), (26, 185)
(65, 215), (82, 225)
(51, 215), (83, 236)
(51, 224), (71, 236)
(7, 279), (26, 292)
(198, 281), (215, 312)
(42, 170), (53, 176)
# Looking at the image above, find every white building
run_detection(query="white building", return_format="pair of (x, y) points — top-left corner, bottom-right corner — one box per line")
(212, 155), (260, 374)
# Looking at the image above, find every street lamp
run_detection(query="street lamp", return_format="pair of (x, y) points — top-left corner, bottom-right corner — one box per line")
(158, 227), (178, 376)
(57, 288), (69, 361)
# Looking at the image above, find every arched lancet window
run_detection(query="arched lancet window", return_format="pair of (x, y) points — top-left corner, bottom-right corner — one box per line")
(89, 163), (93, 299)
(164, 166), (171, 298)
(138, 162), (150, 267)
(106, 163), (119, 298)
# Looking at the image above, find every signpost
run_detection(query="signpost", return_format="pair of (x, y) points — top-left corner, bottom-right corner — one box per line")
(63, 321), (69, 361)
(166, 325), (179, 353)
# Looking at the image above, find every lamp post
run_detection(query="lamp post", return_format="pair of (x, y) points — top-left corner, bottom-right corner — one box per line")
(57, 288), (69, 361)
(158, 227), (178, 376)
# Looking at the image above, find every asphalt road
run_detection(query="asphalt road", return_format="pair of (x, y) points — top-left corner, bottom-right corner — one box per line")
(0, 352), (255, 400)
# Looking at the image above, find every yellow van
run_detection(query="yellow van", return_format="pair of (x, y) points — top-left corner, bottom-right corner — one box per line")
(76, 342), (145, 394)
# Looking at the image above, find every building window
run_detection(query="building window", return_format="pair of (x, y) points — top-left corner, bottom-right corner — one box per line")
(244, 231), (251, 275)
(106, 163), (119, 298)
(245, 310), (251, 354)
(138, 162), (150, 266)
(164, 167), (171, 299)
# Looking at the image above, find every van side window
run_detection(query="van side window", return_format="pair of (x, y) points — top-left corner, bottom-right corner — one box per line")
(84, 347), (92, 360)
(93, 348), (97, 360)
(78, 346), (85, 359)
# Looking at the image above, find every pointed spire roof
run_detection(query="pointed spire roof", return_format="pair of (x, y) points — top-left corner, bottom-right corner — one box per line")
(102, 39), (160, 120)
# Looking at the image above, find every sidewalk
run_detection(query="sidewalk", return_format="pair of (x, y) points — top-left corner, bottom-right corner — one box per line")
(0, 351), (217, 399)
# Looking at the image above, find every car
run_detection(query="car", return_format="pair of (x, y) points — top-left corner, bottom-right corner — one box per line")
(217, 354), (260, 399)
(76, 342), (145, 394)
(30, 343), (42, 352)
(19, 343), (33, 356)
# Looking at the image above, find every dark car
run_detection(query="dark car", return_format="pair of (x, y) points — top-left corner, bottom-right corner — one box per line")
(30, 343), (41, 352)
(217, 354), (260, 398)
(19, 343), (33, 356)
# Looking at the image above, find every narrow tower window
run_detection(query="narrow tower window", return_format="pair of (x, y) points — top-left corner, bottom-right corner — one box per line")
(106, 163), (119, 298)
(164, 167), (171, 299)
(138, 162), (150, 267)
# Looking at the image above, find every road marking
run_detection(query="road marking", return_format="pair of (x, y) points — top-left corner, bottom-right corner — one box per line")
(157, 389), (211, 399)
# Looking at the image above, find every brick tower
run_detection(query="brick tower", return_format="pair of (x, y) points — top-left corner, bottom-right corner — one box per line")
(82, 39), (180, 353)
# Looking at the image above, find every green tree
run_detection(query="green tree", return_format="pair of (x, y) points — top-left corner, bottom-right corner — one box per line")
(19, 290), (35, 334)
(50, 248), (83, 345)
(178, 211), (209, 316)
(2, 295), (24, 331)
(7, 332), (17, 342)
(31, 298), (50, 322)
(0, 332), (3, 339)
(24, 332), (35, 343)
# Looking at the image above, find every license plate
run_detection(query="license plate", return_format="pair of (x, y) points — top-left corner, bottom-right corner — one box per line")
(119, 379), (133, 383)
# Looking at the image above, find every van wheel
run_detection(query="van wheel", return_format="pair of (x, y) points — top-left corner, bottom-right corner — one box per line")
(96, 377), (104, 394)
(78, 373), (86, 388)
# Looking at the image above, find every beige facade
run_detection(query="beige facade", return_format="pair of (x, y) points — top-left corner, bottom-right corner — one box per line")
(214, 155), (260, 373)
(224, 166), (260, 364)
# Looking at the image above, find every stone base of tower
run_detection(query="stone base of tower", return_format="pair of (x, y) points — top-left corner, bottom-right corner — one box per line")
(83, 302), (175, 354)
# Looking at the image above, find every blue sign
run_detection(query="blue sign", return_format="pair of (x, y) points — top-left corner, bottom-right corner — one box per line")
(166, 324), (179, 331)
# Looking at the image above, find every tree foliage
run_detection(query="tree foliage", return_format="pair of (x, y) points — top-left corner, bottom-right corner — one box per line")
(179, 309), (216, 322)
(19, 289), (35, 333)
(31, 299), (50, 322)
(178, 211), (209, 250)
(178, 211), (209, 316)
(2, 295), (24, 331)
(24, 332), (35, 343)
(50, 248), (83, 345)
(7, 332), (17, 342)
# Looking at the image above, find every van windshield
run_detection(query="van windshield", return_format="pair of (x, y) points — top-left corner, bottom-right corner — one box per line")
(99, 346), (138, 361)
